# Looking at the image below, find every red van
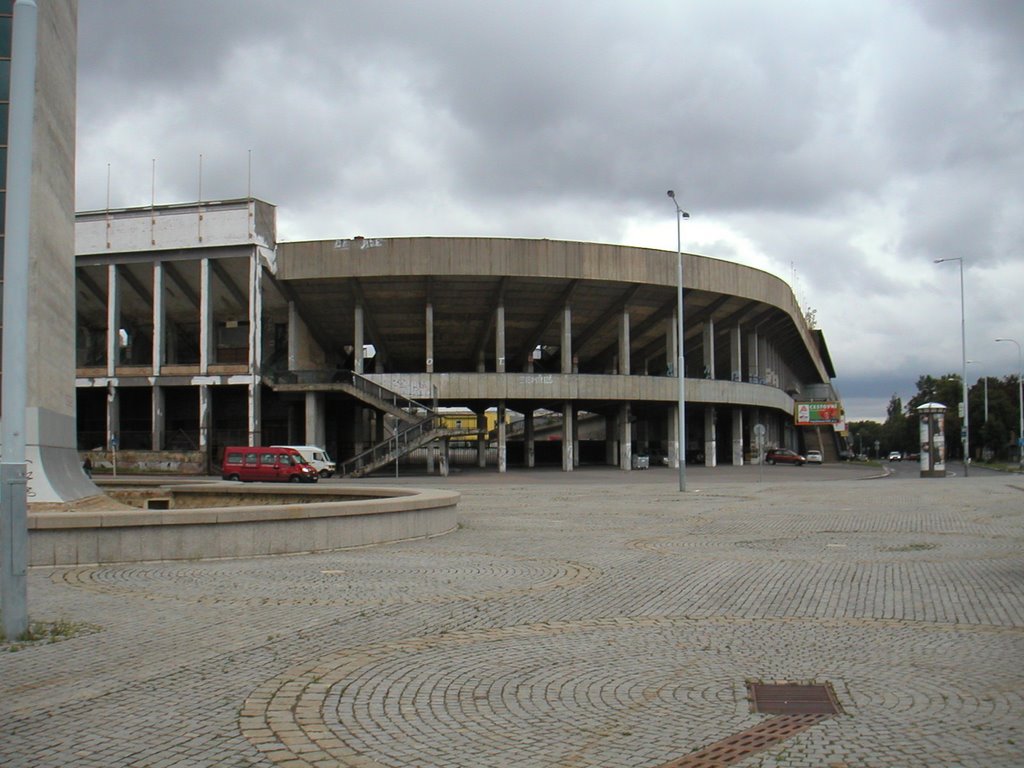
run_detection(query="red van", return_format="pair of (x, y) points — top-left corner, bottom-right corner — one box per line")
(221, 446), (319, 483)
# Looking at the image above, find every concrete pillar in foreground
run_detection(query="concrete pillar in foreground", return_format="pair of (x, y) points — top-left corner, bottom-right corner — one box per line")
(106, 385), (120, 452)
(667, 405), (680, 468)
(705, 406), (717, 467)
(305, 392), (325, 448)
(0, 1), (93, 506)
(524, 409), (535, 468)
(198, 384), (211, 451)
(151, 385), (165, 450)
(731, 407), (744, 466)
(562, 402), (574, 471)
(497, 400), (507, 472)
(476, 408), (487, 468)
(619, 403), (631, 471)
(572, 407), (580, 467)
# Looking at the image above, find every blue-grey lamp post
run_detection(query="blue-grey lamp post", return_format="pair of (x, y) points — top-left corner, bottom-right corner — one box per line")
(667, 191), (689, 492)
(935, 257), (969, 476)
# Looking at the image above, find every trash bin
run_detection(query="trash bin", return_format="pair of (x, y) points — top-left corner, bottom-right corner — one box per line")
(631, 454), (650, 470)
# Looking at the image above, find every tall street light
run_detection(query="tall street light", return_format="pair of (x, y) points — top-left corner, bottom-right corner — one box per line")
(995, 337), (1023, 469)
(935, 256), (969, 476)
(667, 190), (689, 492)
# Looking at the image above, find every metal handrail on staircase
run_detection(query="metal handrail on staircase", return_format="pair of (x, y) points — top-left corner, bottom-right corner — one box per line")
(339, 414), (439, 478)
(266, 369), (432, 421)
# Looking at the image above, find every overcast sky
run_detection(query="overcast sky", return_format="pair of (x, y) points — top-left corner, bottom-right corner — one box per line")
(75, 1), (1024, 422)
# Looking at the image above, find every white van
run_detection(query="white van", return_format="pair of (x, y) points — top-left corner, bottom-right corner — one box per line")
(272, 445), (336, 478)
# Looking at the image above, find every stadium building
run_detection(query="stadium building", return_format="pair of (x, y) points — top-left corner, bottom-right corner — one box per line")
(75, 198), (846, 476)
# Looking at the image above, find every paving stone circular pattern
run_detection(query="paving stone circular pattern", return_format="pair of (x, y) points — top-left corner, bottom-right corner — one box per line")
(630, 532), (1022, 562)
(53, 550), (598, 607)
(242, 615), (1023, 768)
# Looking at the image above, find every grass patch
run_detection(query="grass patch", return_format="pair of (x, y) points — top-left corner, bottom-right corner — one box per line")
(881, 542), (939, 552)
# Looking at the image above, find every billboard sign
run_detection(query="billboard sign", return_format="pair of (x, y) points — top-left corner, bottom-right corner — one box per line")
(795, 401), (841, 425)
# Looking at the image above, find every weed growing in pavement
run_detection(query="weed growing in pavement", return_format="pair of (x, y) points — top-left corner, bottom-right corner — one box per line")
(0, 617), (100, 651)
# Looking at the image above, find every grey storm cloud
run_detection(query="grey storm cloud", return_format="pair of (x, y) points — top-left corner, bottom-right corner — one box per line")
(76, 0), (1024, 420)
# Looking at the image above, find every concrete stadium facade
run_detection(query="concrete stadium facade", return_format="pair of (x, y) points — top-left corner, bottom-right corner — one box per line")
(75, 198), (845, 475)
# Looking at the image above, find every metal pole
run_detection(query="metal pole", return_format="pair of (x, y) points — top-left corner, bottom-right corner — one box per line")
(667, 191), (689, 492)
(1, 0), (38, 641)
(995, 338), (1023, 469)
(958, 258), (969, 476)
(935, 257), (969, 476)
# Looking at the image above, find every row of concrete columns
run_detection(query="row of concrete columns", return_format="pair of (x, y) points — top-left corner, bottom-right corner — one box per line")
(99, 251), (263, 451)
(303, 297), (797, 473)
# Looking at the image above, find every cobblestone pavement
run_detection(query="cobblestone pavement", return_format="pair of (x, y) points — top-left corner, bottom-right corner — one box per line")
(1, 467), (1022, 767)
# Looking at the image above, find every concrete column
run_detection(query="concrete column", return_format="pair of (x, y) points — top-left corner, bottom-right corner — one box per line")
(619, 403), (632, 471)
(524, 410), (535, 468)
(747, 331), (759, 383)
(732, 407), (744, 465)
(606, 413), (617, 466)
(198, 384), (211, 450)
(667, 405), (680, 468)
(572, 407), (580, 467)
(561, 303), (572, 373)
(200, 258), (213, 374)
(425, 301), (434, 373)
(152, 262), (164, 374)
(704, 406), (717, 467)
(666, 313), (677, 377)
(618, 309), (630, 375)
(106, 265), (120, 376)
(248, 380), (261, 447)
(440, 438), (450, 477)
(730, 325), (741, 382)
(248, 251), (263, 448)
(497, 401), (507, 472)
(354, 304), (364, 374)
(703, 317), (715, 379)
(562, 402), (574, 471)
(476, 408), (487, 468)
(758, 336), (768, 385)
(151, 385), (165, 450)
(106, 384), (120, 451)
(495, 304), (506, 373)
(305, 391), (326, 447)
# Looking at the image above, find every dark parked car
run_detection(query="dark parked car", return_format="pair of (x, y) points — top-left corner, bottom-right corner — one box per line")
(765, 448), (806, 466)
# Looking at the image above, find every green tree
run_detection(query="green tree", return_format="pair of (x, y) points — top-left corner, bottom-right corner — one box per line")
(848, 419), (883, 458)
(882, 394), (910, 455)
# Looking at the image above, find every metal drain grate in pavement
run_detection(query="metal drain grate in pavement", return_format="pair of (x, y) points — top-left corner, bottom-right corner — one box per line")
(748, 681), (842, 715)
(658, 714), (830, 768)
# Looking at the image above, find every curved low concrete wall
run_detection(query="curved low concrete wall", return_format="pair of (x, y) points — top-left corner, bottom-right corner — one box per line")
(28, 484), (459, 566)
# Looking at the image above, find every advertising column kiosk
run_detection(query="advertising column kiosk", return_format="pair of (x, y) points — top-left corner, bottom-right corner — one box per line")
(917, 402), (947, 478)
